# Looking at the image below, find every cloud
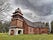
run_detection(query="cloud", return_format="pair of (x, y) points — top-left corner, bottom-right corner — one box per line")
(0, 0), (53, 22)
(12, 0), (53, 22)
(13, 0), (53, 16)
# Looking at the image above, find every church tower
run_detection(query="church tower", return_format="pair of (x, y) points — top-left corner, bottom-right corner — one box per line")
(9, 8), (23, 35)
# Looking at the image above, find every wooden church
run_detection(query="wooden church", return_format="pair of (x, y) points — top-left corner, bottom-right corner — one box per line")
(9, 8), (49, 35)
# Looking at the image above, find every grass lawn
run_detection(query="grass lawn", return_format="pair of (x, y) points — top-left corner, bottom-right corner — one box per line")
(0, 33), (53, 40)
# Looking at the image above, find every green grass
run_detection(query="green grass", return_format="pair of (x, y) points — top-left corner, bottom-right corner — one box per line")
(0, 33), (53, 40)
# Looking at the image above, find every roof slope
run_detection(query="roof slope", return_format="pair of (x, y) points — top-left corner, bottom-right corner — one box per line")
(23, 18), (48, 28)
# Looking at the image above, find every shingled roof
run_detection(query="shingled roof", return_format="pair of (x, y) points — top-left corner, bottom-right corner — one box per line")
(23, 18), (48, 28)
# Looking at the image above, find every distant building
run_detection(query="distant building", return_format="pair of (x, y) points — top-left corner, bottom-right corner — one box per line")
(9, 8), (49, 35)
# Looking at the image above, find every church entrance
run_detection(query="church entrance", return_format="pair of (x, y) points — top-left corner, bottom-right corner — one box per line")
(18, 30), (21, 34)
(9, 28), (23, 35)
(10, 30), (14, 35)
(18, 29), (23, 34)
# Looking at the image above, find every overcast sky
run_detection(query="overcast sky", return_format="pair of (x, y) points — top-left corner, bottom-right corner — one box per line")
(0, 0), (53, 22)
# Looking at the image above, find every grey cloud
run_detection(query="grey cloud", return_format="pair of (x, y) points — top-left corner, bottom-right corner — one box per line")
(11, 0), (53, 22)
(0, 0), (53, 22)
(14, 0), (53, 16)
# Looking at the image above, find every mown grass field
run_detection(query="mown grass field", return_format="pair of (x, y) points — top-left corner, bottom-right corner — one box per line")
(0, 33), (53, 40)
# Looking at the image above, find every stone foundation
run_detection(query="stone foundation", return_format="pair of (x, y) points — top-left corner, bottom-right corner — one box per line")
(9, 28), (23, 35)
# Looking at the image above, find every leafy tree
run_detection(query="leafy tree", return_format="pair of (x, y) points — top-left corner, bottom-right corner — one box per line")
(0, 21), (3, 32)
(0, 21), (10, 33)
(46, 22), (49, 26)
(51, 21), (53, 33)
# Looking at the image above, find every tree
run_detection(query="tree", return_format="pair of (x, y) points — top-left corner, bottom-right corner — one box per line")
(0, 0), (13, 13)
(46, 22), (49, 26)
(51, 21), (53, 33)
(0, 21), (10, 33)
(2, 21), (10, 33)
(0, 21), (2, 32)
